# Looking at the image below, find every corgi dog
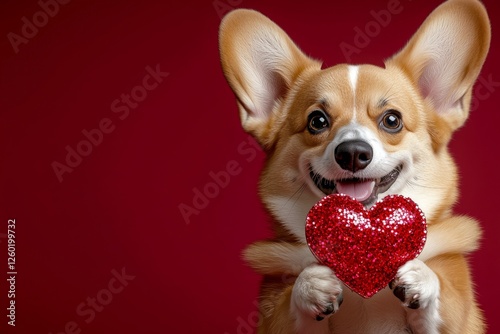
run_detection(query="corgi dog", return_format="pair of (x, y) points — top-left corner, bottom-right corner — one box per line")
(219, 0), (490, 333)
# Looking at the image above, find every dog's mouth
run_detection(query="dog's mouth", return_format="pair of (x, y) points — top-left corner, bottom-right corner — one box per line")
(309, 164), (403, 206)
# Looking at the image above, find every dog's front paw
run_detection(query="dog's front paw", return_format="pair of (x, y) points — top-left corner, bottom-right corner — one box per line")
(291, 264), (343, 321)
(390, 259), (440, 310)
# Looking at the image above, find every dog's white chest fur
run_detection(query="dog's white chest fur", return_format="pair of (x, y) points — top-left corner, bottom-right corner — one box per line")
(331, 288), (410, 334)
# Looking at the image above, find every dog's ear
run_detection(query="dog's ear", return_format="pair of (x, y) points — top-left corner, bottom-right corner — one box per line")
(387, 0), (490, 132)
(219, 9), (321, 148)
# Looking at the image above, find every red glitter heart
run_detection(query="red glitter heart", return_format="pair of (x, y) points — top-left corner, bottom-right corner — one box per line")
(305, 194), (427, 298)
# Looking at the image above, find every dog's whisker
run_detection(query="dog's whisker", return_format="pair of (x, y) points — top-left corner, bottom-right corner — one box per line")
(289, 184), (306, 211)
(406, 179), (446, 190)
(278, 172), (310, 211)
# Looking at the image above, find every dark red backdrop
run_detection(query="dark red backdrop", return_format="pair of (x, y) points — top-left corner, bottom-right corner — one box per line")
(1, 0), (498, 333)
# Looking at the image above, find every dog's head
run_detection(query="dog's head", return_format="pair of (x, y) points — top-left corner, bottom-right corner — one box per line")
(219, 0), (490, 242)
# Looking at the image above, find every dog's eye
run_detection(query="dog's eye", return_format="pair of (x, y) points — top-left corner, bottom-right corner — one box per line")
(380, 110), (403, 133)
(307, 110), (330, 134)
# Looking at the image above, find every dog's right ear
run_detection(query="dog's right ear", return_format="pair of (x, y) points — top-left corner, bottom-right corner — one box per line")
(387, 0), (490, 134)
(219, 9), (321, 148)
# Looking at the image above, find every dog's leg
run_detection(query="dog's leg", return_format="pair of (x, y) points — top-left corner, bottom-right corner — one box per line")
(391, 255), (485, 334)
(290, 264), (343, 334)
(390, 259), (441, 334)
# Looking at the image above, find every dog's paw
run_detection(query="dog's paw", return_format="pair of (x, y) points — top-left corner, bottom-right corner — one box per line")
(390, 259), (440, 310)
(291, 264), (343, 321)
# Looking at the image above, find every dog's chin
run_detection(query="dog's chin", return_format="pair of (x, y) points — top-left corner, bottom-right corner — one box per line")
(309, 165), (403, 207)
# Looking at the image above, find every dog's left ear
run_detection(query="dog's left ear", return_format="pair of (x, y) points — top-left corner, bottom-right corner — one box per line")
(219, 9), (321, 149)
(388, 0), (490, 131)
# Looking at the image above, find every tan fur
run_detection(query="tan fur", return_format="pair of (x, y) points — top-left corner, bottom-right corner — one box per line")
(220, 0), (490, 332)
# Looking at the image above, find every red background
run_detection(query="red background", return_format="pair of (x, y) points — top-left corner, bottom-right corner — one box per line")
(1, 0), (498, 333)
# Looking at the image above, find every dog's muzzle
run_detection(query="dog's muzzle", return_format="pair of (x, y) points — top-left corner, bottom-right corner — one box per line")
(309, 140), (402, 206)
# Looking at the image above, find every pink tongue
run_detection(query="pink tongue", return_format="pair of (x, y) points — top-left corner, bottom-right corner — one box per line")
(336, 181), (375, 202)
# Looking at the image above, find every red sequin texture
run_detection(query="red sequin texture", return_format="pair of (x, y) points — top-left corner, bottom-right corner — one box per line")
(305, 194), (427, 298)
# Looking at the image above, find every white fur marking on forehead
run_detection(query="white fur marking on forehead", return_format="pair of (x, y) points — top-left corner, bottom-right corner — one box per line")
(348, 65), (359, 90)
(348, 65), (359, 121)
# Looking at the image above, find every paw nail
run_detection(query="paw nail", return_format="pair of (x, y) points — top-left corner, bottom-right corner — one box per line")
(316, 315), (325, 321)
(393, 286), (406, 302)
(408, 299), (420, 309)
(323, 302), (334, 315)
(389, 280), (396, 289)
(337, 293), (344, 307)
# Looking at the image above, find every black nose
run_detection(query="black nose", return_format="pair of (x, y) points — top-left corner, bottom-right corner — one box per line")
(335, 140), (373, 173)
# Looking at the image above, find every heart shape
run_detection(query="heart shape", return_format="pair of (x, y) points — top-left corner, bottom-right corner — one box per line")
(305, 194), (427, 298)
